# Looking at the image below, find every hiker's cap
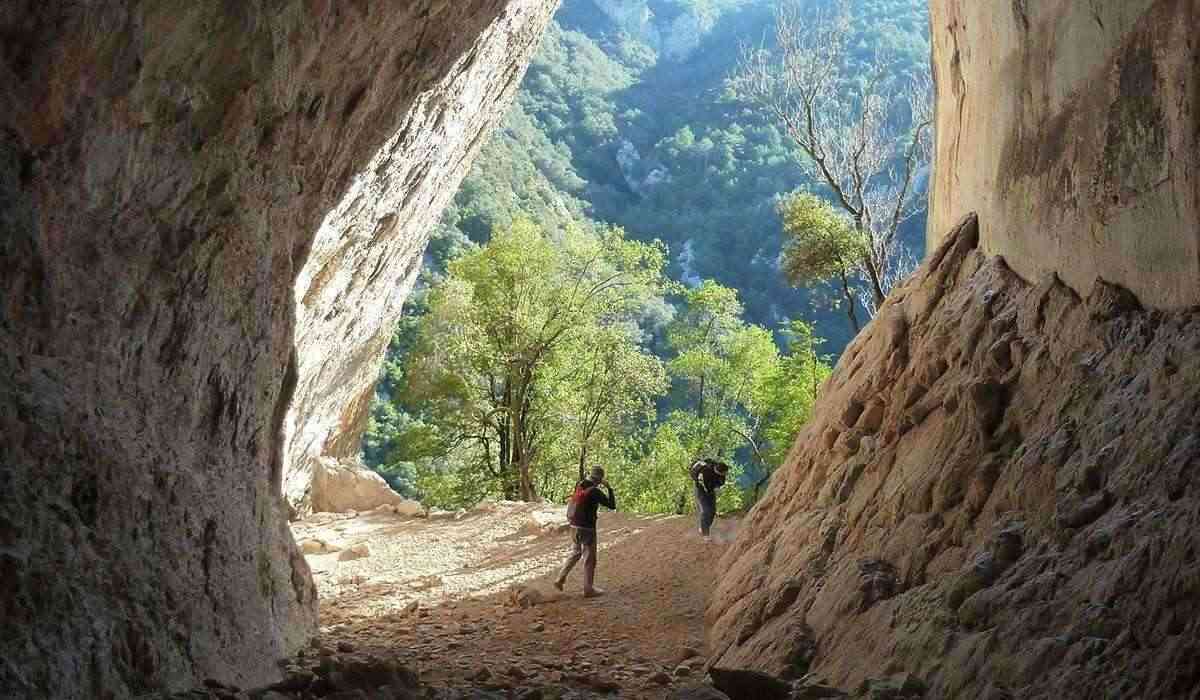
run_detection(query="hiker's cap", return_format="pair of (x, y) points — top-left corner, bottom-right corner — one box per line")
(589, 465), (606, 480)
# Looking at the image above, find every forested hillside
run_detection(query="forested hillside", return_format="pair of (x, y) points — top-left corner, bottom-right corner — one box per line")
(363, 0), (931, 507)
(442, 0), (929, 343)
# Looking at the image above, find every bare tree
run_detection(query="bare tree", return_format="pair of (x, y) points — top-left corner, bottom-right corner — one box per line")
(732, 0), (933, 316)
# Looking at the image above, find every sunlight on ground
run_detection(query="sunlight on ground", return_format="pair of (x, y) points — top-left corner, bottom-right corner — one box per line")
(293, 502), (664, 617)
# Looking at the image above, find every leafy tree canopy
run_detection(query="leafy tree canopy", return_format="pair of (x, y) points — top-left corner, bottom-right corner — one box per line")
(361, 0), (925, 511)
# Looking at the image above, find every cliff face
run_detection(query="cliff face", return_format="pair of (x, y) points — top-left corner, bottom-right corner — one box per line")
(591, 0), (716, 61)
(928, 0), (1200, 309)
(280, 0), (559, 516)
(0, 1), (557, 697)
(711, 218), (1200, 697)
(711, 1), (1200, 696)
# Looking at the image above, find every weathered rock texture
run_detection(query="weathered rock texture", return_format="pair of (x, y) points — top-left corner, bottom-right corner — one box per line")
(710, 217), (1200, 697)
(712, 3), (1200, 694)
(0, 0), (556, 697)
(281, 0), (560, 516)
(928, 0), (1200, 309)
(309, 457), (419, 515)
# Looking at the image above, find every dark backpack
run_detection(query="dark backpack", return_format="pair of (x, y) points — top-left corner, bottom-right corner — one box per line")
(566, 483), (592, 525)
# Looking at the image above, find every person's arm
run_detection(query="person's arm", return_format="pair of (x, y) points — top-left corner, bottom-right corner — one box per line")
(600, 482), (616, 510)
(690, 461), (708, 492)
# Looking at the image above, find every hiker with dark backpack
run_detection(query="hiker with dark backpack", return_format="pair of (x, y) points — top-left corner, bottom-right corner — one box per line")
(554, 466), (616, 597)
(690, 458), (729, 539)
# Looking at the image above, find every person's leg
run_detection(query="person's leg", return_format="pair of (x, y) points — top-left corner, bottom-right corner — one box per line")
(699, 489), (716, 536)
(555, 532), (583, 589)
(694, 484), (708, 535)
(582, 529), (602, 595)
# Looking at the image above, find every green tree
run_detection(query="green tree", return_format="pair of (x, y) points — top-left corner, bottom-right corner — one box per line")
(732, 0), (932, 316)
(404, 219), (671, 503)
(745, 319), (831, 498)
(777, 191), (869, 331)
(362, 0), (930, 505)
(560, 324), (668, 481)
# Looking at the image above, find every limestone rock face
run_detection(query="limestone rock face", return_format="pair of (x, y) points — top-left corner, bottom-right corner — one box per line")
(309, 458), (415, 515)
(709, 217), (1200, 697)
(928, 0), (1200, 309)
(280, 0), (560, 516)
(0, 0), (557, 697)
(593, 0), (657, 37)
(591, 0), (716, 61)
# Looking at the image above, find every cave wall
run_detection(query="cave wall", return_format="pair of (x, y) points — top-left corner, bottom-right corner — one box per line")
(927, 0), (1200, 309)
(711, 218), (1200, 697)
(711, 1), (1200, 696)
(281, 1), (561, 515)
(0, 1), (557, 697)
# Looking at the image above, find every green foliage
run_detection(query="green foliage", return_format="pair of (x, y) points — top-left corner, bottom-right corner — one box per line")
(412, 449), (493, 511)
(778, 191), (866, 285)
(398, 219), (672, 506)
(618, 282), (829, 513)
(753, 320), (831, 469)
(362, 0), (924, 511)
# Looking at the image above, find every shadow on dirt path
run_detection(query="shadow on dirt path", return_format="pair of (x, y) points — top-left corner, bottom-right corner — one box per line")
(291, 502), (738, 697)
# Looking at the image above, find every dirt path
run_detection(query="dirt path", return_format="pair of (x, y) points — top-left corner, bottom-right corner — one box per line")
(292, 502), (738, 697)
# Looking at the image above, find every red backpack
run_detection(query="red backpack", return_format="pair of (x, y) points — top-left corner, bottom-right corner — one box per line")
(566, 483), (592, 525)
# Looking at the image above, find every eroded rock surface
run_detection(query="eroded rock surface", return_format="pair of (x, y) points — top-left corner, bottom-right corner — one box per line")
(710, 217), (1200, 697)
(0, 0), (557, 697)
(307, 457), (419, 515)
(928, 0), (1200, 308)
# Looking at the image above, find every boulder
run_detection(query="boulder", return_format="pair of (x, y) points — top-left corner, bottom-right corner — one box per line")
(508, 585), (549, 609)
(671, 685), (732, 700)
(336, 544), (370, 562)
(298, 539), (340, 556)
(708, 668), (792, 700)
(393, 499), (426, 517)
(311, 458), (406, 514)
(856, 674), (926, 700)
(522, 506), (572, 534)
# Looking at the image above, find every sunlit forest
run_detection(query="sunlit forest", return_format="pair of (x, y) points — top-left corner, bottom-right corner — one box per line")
(363, 0), (931, 509)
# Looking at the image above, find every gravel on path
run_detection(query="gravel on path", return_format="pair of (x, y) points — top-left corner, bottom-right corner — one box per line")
(292, 501), (738, 697)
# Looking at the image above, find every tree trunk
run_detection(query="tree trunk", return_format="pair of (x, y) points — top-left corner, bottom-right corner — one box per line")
(838, 272), (861, 332)
(865, 262), (886, 311)
(518, 456), (534, 501)
(499, 381), (518, 499)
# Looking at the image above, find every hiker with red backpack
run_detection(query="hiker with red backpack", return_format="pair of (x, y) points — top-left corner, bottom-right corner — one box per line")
(554, 466), (616, 597)
(690, 458), (729, 539)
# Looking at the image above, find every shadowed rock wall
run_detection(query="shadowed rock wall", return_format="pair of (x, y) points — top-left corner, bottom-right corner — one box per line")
(0, 1), (557, 697)
(711, 218), (1200, 697)
(927, 0), (1200, 309)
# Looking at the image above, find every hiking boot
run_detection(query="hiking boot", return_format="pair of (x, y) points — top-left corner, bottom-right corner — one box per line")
(583, 587), (606, 598)
(553, 579), (564, 592)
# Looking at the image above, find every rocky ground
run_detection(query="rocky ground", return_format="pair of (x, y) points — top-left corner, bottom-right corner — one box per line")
(153, 502), (932, 699)
(292, 501), (732, 698)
